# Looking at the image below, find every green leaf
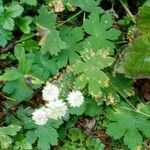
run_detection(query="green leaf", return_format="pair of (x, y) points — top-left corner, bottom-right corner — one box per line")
(101, 73), (134, 105)
(71, 49), (115, 97)
(37, 5), (66, 55)
(58, 72), (75, 99)
(16, 107), (36, 129)
(60, 128), (104, 150)
(25, 120), (63, 150)
(120, 34), (150, 78)
(3, 77), (33, 101)
(83, 13), (121, 51)
(69, 102), (86, 115)
(55, 26), (84, 68)
(70, 0), (103, 13)
(16, 16), (32, 34)
(26, 51), (58, 80)
(3, 17), (14, 31)
(21, 0), (37, 6)
(39, 29), (66, 55)
(137, 1), (150, 34)
(67, 128), (85, 142)
(106, 103), (150, 150)
(14, 44), (26, 61)
(110, 74), (135, 98)
(14, 140), (32, 150)
(137, 103), (150, 117)
(22, 39), (39, 52)
(84, 98), (102, 117)
(86, 137), (105, 150)
(18, 57), (33, 75)
(14, 44), (33, 74)
(0, 68), (22, 81)
(37, 5), (56, 30)
(0, 26), (12, 47)
(5, 3), (24, 18)
(0, 125), (21, 149)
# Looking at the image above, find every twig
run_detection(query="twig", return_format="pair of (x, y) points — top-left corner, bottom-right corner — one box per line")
(119, 0), (136, 23)
(56, 10), (83, 28)
(15, 10), (83, 44)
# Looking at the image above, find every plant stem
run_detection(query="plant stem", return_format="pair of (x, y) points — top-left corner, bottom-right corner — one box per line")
(122, 106), (150, 118)
(15, 34), (36, 44)
(56, 10), (83, 28)
(119, 0), (136, 23)
(16, 11), (83, 44)
(110, 82), (136, 109)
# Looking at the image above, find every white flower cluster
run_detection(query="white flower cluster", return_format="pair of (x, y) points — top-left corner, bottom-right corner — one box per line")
(32, 82), (84, 125)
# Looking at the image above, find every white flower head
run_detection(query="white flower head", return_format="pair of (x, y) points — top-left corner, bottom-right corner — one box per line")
(67, 90), (84, 107)
(46, 99), (67, 120)
(32, 107), (48, 125)
(42, 82), (60, 102)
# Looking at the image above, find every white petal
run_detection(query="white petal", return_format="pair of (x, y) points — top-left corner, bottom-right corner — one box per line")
(42, 82), (60, 102)
(46, 99), (68, 120)
(67, 90), (84, 107)
(32, 107), (48, 125)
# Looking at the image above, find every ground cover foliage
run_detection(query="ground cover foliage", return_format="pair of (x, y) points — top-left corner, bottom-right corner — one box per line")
(0, 0), (150, 149)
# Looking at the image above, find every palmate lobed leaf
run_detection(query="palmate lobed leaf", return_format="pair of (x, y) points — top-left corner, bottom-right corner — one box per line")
(16, 108), (63, 150)
(98, 74), (135, 105)
(83, 12), (121, 52)
(37, 5), (66, 55)
(39, 29), (66, 55)
(71, 49), (115, 98)
(16, 16), (32, 34)
(1, 45), (34, 101)
(3, 17), (14, 31)
(37, 5), (56, 30)
(13, 140), (32, 150)
(0, 125), (21, 149)
(70, 0), (104, 13)
(1, 2), (24, 31)
(110, 74), (134, 98)
(25, 120), (63, 150)
(5, 3), (24, 18)
(55, 26), (84, 68)
(3, 77), (33, 101)
(26, 51), (58, 80)
(106, 103), (150, 150)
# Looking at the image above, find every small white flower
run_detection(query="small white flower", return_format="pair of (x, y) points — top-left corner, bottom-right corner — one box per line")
(32, 107), (48, 125)
(42, 82), (60, 102)
(67, 90), (84, 107)
(46, 99), (67, 120)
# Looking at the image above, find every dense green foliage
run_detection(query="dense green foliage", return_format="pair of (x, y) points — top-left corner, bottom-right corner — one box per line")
(0, 0), (150, 150)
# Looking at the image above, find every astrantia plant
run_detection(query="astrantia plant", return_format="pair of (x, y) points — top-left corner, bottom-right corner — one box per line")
(0, 0), (150, 150)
